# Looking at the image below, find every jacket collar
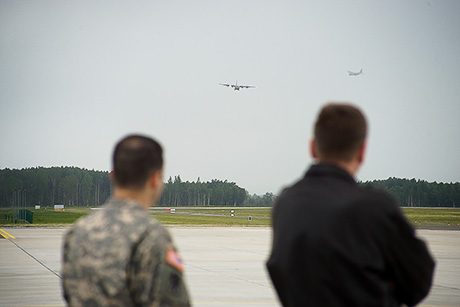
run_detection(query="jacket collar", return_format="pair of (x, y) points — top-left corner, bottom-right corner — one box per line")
(305, 163), (357, 185)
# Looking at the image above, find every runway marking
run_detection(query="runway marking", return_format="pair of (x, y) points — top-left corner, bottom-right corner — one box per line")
(0, 228), (15, 239)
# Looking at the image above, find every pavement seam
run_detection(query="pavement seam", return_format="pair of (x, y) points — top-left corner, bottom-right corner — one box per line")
(8, 238), (62, 279)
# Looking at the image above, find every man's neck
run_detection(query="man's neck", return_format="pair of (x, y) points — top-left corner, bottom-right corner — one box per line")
(113, 188), (151, 209)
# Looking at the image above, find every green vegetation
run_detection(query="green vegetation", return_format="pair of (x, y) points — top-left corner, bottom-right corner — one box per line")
(153, 214), (270, 226)
(361, 178), (460, 207)
(0, 168), (275, 208)
(32, 208), (90, 224)
(0, 167), (111, 208)
(161, 176), (249, 206)
(2, 167), (460, 208)
(0, 207), (273, 226)
(0, 207), (90, 225)
(402, 208), (460, 226)
(161, 176), (275, 206)
(151, 208), (271, 226)
(1, 207), (460, 227)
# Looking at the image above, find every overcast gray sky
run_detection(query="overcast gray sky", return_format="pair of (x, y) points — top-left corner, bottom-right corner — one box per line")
(1, 0), (459, 195)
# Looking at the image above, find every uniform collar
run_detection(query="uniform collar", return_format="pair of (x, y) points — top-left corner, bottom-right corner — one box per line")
(105, 197), (147, 211)
(305, 163), (357, 185)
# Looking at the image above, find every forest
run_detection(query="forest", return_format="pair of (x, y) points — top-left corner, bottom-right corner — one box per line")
(160, 176), (276, 207)
(0, 167), (459, 208)
(362, 177), (460, 208)
(0, 167), (273, 207)
(160, 176), (247, 206)
(0, 167), (111, 208)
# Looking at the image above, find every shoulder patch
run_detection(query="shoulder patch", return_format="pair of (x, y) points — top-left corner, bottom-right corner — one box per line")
(165, 247), (184, 273)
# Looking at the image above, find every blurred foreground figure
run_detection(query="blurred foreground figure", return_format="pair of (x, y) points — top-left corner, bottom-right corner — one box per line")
(266, 103), (434, 307)
(62, 135), (190, 307)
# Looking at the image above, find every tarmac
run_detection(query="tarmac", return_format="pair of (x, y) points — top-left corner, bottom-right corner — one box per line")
(0, 227), (459, 307)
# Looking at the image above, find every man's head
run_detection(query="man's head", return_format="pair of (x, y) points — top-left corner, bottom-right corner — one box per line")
(112, 134), (163, 190)
(312, 103), (367, 166)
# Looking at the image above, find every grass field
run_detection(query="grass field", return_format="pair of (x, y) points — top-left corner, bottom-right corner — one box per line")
(402, 208), (460, 226)
(151, 208), (271, 226)
(1, 207), (460, 227)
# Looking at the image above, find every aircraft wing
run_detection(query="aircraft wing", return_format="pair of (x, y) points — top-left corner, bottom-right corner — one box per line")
(239, 85), (255, 88)
(219, 83), (230, 87)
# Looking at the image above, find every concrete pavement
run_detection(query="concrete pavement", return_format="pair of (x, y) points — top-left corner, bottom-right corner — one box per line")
(0, 227), (459, 307)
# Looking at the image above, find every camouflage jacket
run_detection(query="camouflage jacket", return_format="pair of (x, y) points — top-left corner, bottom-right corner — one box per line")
(62, 197), (190, 306)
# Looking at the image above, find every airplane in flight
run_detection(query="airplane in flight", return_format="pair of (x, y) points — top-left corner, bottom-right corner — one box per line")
(347, 69), (363, 76)
(219, 81), (255, 91)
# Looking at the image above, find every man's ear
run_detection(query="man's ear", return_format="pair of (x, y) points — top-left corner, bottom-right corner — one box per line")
(310, 139), (318, 159)
(357, 142), (366, 164)
(109, 170), (115, 182)
(149, 169), (163, 189)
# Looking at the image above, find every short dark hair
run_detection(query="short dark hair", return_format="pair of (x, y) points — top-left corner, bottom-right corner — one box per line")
(112, 135), (163, 189)
(314, 103), (367, 161)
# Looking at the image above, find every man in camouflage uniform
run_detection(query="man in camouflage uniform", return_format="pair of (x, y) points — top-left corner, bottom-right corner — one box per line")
(62, 135), (190, 306)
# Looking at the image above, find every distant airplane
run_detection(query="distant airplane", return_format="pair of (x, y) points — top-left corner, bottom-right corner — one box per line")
(219, 81), (255, 91)
(347, 69), (363, 76)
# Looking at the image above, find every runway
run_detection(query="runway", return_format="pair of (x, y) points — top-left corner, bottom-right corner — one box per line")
(0, 227), (459, 307)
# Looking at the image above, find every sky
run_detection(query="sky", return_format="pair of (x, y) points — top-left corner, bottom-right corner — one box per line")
(1, 0), (460, 195)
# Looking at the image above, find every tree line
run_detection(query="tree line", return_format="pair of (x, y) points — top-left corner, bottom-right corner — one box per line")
(361, 177), (460, 207)
(158, 176), (276, 207)
(1, 167), (459, 208)
(0, 167), (111, 208)
(0, 167), (273, 207)
(159, 176), (248, 206)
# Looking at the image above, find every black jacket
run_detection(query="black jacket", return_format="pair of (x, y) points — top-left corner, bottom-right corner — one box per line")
(266, 164), (435, 307)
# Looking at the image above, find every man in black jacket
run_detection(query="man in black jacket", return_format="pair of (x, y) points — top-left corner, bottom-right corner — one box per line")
(266, 103), (435, 307)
